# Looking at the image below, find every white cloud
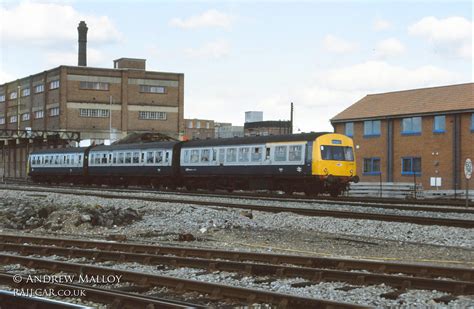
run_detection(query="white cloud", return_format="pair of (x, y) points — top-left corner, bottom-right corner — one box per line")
(0, 1), (123, 46)
(408, 16), (472, 59)
(185, 40), (231, 59)
(322, 35), (357, 54)
(375, 38), (405, 58)
(374, 18), (391, 31)
(170, 9), (233, 29)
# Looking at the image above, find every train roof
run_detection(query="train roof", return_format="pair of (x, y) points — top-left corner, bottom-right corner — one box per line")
(182, 132), (330, 148)
(91, 141), (179, 152)
(30, 147), (88, 155)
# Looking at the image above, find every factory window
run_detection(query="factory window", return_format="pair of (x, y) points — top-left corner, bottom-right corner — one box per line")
(9, 115), (17, 123)
(79, 81), (109, 91)
(50, 80), (60, 90)
(49, 107), (59, 117)
(139, 85), (166, 94)
(139, 111), (166, 120)
(206, 122), (210, 129)
(363, 158), (381, 175)
(35, 110), (44, 119)
(433, 115), (445, 133)
(188, 121), (193, 129)
(0, 117), (4, 125)
(190, 149), (199, 163)
(289, 145), (303, 161)
(363, 120), (381, 137)
(35, 84), (44, 93)
(10, 92), (17, 99)
(345, 122), (354, 137)
(401, 117), (422, 135)
(22, 88), (30, 97)
(22, 113), (30, 121)
(402, 157), (421, 176)
(201, 149), (210, 162)
(79, 109), (109, 118)
(226, 148), (237, 163)
(238, 147), (250, 162)
(471, 113), (474, 132)
(251, 147), (263, 162)
(274, 146), (287, 162)
(196, 121), (201, 129)
(0, 94), (5, 102)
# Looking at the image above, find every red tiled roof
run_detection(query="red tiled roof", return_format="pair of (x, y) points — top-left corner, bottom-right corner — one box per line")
(331, 83), (474, 122)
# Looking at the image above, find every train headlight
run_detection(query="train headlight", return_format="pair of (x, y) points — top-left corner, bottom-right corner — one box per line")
(350, 169), (353, 175)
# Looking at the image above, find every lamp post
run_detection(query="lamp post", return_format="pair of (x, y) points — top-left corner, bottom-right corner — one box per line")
(109, 95), (113, 143)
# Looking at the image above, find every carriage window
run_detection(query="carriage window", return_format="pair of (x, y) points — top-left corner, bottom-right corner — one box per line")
(289, 145), (302, 161)
(102, 153), (108, 164)
(141, 153), (145, 163)
(226, 148), (237, 162)
(251, 147), (262, 162)
(190, 150), (199, 163)
(274, 146), (287, 161)
(112, 153), (116, 164)
(212, 149), (217, 161)
(63, 155), (67, 164)
(125, 152), (132, 164)
(44, 156), (49, 164)
(265, 148), (271, 160)
(132, 152), (140, 164)
(96, 154), (101, 164)
(55, 155), (60, 165)
(183, 150), (190, 164)
(165, 151), (170, 163)
(117, 153), (124, 164)
(155, 151), (163, 164)
(201, 149), (210, 162)
(78, 155), (82, 165)
(238, 148), (250, 162)
(218, 149), (225, 163)
(66, 155), (70, 164)
(71, 155), (75, 164)
(146, 151), (154, 163)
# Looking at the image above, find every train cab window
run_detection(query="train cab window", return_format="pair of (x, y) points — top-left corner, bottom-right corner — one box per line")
(289, 145), (302, 161)
(156, 151), (163, 164)
(125, 152), (132, 164)
(132, 152), (140, 164)
(320, 145), (354, 161)
(274, 146), (287, 162)
(102, 154), (108, 164)
(183, 150), (190, 164)
(226, 148), (237, 162)
(218, 149), (225, 163)
(238, 148), (250, 162)
(190, 150), (199, 163)
(146, 151), (154, 164)
(201, 149), (210, 163)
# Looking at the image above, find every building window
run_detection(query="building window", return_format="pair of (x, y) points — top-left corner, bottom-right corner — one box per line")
(35, 84), (44, 93)
(50, 80), (60, 90)
(21, 88), (30, 97)
(0, 94), (4, 102)
(35, 110), (44, 119)
(79, 109), (109, 118)
(79, 81), (109, 91)
(0, 117), (4, 125)
(187, 121), (193, 129)
(345, 122), (354, 137)
(206, 122), (210, 129)
(401, 117), (422, 135)
(139, 85), (165, 94)
(196, 121), (201, 129)
(471, 113), (474, 132)
(9, 115), (17, 123)
(433, 115), (445, 133)
(21, 113), (30, 121)
(402, 157), (421, 176)
(138, 111), (166, 120)
(363, 120), (381, 136)
(49, 107), (60, 117)
(10, 92), (17, 99)
(363, 158), (381, 175)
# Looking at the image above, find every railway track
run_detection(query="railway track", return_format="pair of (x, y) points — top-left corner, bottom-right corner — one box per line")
(2, 184), (474, 227)
(1, 235), (472, 294)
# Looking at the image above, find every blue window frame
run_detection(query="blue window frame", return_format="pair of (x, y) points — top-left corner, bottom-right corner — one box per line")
(345, 122), (354, 137)
(433, 115), (445, 133)
(401, 117), (422, 135)
(363, 157), (381, 175)
(364, 120), (381, 137)
(471, 113), (474, 132)
(401, 157), (421, 176)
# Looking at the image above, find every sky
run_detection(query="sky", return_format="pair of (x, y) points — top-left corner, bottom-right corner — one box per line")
(0, 0), (472, 132)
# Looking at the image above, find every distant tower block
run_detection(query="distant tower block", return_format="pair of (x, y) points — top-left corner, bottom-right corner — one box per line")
(77, 21), (88, 66)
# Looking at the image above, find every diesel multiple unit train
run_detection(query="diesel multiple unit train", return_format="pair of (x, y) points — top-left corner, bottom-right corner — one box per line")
(28, 132), (358, 196)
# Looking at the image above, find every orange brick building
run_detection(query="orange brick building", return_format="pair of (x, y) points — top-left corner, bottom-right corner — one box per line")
(331, 83), (473, 191)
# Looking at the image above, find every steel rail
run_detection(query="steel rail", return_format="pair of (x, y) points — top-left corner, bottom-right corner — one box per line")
(0, 288), (89, 309)
(1, 234), (471, 282)
(0, 254), (370, 309)
(1, 242), (472, 295)
(0, 272), (201, 309)
(2, 185), (473, 227)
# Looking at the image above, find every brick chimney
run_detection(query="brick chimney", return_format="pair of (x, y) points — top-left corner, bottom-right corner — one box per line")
(77, 21), (88, 66)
